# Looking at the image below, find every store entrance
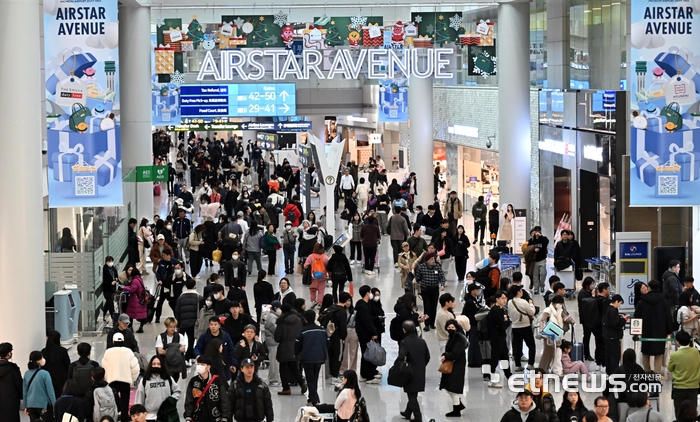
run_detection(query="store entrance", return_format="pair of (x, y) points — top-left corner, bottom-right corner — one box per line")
(580, 170), (599, 261)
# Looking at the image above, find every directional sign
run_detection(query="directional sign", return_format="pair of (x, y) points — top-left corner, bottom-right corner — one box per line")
(240, 121), (311, 131)
(297, 143), (313, 167)
(256, 133), (278, 151)
(179, 84), (296, 118)
(165, 123), (242, 132)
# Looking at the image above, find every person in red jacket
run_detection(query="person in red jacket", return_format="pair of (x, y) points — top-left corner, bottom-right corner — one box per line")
(282, 197), (304, 227)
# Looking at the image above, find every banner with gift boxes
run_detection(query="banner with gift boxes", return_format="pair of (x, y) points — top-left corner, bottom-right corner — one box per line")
(44, 0), (123, 206)
(629, 0), (700, 206)
(151, 83), (180, 126)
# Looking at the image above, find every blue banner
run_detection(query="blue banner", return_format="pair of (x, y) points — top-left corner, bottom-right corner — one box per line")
(629, 0), (700, 206)
(378, 79), (408, 122)
(44, 0), (122, 207)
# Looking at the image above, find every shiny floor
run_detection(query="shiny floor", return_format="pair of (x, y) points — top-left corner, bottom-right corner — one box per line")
(24, 162), (681, 421)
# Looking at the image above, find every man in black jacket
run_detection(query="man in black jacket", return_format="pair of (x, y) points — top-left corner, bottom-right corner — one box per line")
(355, 285), (379, 383)
(296, 310), (328, 406)
(577, 277), (596, 361)
(526, 227), (549, 294)
(224, 302), (255, 346)
(663, 260), (683, 308)
(274, 304), (306, 395)
(602, 294), (628, 375)
(228, 358), (274, 422)
(175, 278), (200, 363)
(106, 314), (139, 352)
(0, 343), (22, 422)
(224, 252), (248, 293)
(421, 205), (440, 236)
(487, 290), (512, 388)
(500, 390), (547, 422)
(462, 284), (486, 368)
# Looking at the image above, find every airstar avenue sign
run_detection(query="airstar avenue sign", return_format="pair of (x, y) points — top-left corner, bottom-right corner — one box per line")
(197, 48), (454, 81)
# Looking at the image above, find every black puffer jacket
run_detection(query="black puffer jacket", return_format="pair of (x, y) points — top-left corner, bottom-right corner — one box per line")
(174, 289), (200, 329)
(228, 372), (273, 422)
(0, 359), (22, 422)
(274, 311), (302, 362)
(184, 374), (230, 422)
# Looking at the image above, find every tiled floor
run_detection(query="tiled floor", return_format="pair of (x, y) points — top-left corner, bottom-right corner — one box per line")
(21, 157), (680, 421)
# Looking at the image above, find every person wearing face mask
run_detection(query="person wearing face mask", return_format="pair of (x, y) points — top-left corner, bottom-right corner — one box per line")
(440, 318), (469, 417)
(195, 295), (217, 339)
(134, 356), (182, 421)
(225, 251), (248, 297)
(195, 182), (213, 203)
(184, 356), (231, 422)
(102, 256), (119, 324)
(211, 284), (233, 317)
(368, 288), (386, 345)
(23, 351), (56, 422)
(0, 343), (22, 422)
(168, 261), (192, 312)
(538, 295), (567, 375)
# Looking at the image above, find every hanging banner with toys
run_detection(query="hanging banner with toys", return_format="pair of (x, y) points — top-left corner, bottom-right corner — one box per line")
(378, 79), (408, 122)
(44, 0), (123, 207)
(629, 0), (700, 206)
(311, 15), (384, 48)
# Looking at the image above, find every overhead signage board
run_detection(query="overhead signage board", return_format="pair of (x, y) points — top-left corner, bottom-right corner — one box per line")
(165, 121), (312, 132)
(256, 133), (278, 151)
(179, 83), (296, 118)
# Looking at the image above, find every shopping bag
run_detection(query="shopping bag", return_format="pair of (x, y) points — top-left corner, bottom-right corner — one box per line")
(302, 266), (313, 286)
(364, 340), (386, 366)
(212, 249), (222, 263)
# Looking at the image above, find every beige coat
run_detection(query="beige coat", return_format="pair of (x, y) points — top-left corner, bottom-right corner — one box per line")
(443, 197), (463, 220)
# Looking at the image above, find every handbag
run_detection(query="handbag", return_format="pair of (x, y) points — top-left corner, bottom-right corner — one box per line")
(438, 360), (453, 374)
(661, 102), (683, 128)
(302, 265), (313, 286)
(364, 340), (386, 366)
(387, 357), (413, 387)
(69, 103), (92, 131)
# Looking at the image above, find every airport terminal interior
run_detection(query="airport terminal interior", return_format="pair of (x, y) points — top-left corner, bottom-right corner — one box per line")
(2, 0), (700, 421)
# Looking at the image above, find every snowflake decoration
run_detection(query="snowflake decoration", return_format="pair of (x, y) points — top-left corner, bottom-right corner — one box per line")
(155, 17), (165, 28)
(273, 10), (288, 27)
(234, 17), (245, 28)
(169, 70), (185, 87)
(350, 13), (367, 29)
(414, 15), (423, 23)
(472, 52), (497, 79)
(425, 24), (435, 35)
(449, 14), (463, 31)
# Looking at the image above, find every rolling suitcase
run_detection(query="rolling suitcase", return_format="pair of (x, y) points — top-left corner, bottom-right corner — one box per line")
(153, 184), (161, 196)
(570, 327), (584, 362)
(174, 183), (182, 196)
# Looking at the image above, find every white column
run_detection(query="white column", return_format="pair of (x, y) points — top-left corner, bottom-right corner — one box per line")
(309, 115), (326, 143)
(119, 5), (153, 219)
(374, 124), (385, 162)
(546, 0), (570, 89)
(242, 117), (257, 160)
(0, 0), (46, 361)
(409, 76), (434, 206)
(498, 1), (531, 216)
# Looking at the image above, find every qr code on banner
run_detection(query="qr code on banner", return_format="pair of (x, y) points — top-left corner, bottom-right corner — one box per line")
(75, 175), (96, 196)
(658, 175), (679, 196)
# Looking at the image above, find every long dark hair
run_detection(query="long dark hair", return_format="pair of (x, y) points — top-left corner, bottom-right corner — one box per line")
(249, 221), (260, 236)
(341, 369), (362, 399)
(60, 227), (75, 250)
(205, 338), (223, 359)
(143, 355), (171, 381)
(396, 293), (417, 311)
(560, 391), (586, 411)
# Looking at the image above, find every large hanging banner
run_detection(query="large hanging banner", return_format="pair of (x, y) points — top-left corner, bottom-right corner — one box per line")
(44, 0), (122, 207)
(629, 1), (700, 206)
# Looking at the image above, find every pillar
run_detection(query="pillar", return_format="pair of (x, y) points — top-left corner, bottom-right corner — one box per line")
(374, 123), (385, 163)
(119, 5), (154, 220)
(0, 0), (46, 362)
(242, 117), (257, 159)
(309, 115), (326, 143)
(498, 1), (531, 220)
(409, 76), (434, 206)
(546, 0), (570, 89)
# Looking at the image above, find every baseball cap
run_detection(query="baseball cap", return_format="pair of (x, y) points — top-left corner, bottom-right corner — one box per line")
(241, 358), (255, 367)
(271, 300), (283, 309)
(118, 314), (131, 324)
(157, 234), (165, 240)
(113, 332), (125, 342)
(237, 211), (244, 217)
(517, 390), (534, 399)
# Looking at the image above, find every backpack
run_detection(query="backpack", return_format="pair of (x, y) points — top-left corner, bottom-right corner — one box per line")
(93, 385), (119, 421)
(319, 306), (339, 337)
(351, 396), (370, 422)
(476, 311), (491, 341)
(580, 297), (602, 329)
(389, 315), (404, 341)
(139, 288), (154, 306)
(319, 229), (333, 249)
(160, 333), (184, 372)
(475, 265), (499, 297)
(222, 222), (242, 246)
(311, 255), (326, 279)
(286, 207), (298, 224)
(73, 360), (95, 396)
(332, 260), (347, 281)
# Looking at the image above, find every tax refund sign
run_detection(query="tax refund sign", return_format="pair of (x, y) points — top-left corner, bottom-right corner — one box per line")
(179, 83), (296, 118)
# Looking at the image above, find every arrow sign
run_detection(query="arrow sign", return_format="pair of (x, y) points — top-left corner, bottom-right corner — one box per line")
(281, 104), (290, 113)
(279, 90), (290, 101)
(167, 125), (174, 130)
(241, 123), (248, 130)
(205, 124), (211, 129)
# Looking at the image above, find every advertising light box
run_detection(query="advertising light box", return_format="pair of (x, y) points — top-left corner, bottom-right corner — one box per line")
(179, 83), (296, 118)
